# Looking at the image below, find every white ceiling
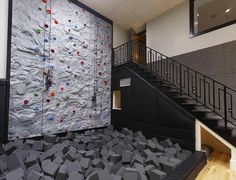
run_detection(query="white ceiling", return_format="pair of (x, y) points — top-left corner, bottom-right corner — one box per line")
(79, 0), (186, 33)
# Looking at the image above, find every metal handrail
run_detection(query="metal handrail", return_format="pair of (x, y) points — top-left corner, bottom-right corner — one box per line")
(113, 40), (236, 128)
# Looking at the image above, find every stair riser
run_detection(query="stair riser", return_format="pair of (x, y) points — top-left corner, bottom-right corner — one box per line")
(200, 120), (218, 127)
(191, 111), (215, 119)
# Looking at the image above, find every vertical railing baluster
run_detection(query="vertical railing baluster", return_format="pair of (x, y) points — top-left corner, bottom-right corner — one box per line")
(195, 72), (197, 101)
(188, 68), (190, 96)
(213, 80), (215, 112)
(150, 49), (152, 73)
(204, 76), (206, 106)
(180, 64), (182, 96)
(224, 86), (227, 128)
(172, 61), (174, 85)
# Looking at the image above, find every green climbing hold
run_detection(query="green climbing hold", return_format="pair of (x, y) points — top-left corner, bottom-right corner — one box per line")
(34, 93), (38, 97)
(56, 103), (60, 107)
(38, 7), (42, 11)
(35, 29), (41, 34)
(66, 96), (69, 99)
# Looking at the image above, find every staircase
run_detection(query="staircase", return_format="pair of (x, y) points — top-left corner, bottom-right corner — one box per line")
(113, 40), (236, 146)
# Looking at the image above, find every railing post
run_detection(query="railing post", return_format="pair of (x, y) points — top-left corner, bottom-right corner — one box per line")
(213, 80), (216, 112)
(150, 49), (152, 72)
(224, 86), (227, 128)
(204, 76), (206, 106)
(195, 72), (197, 101)
(180, 64), (182, 96)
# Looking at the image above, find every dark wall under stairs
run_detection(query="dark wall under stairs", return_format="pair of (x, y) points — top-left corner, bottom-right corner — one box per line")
(112, 65), (196, 150)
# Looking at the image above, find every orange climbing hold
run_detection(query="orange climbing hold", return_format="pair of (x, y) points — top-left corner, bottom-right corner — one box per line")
(54, 19), (59, 24)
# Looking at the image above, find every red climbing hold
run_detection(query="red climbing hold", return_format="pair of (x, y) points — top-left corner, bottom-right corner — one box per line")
(44, 24), (49, 28)
(46, 99), (50, 103)
(24, 100), (29, 105)
(61, 87), (64, 91)
(80, 61), (84, 65)
(50, 91), (55, 97)
(68, 19), (71, 22)
(98, 72), (102, 76)
(54, 19), (59, 24)
(51, 49), (55, 53)
(73, 110), (75, 113)
(42, 0), (48, 3)
(77, 51), (80, 55)
(84, 24), (86, 27)
(97, 64), (100, 67)
(46, 9), (52, 14)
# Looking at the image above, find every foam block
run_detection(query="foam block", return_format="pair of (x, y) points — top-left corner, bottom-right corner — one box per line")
(122, 151), (133, 163)
(149, 169), (166, 180)
(137, 142), (146, 152)
(41, 159), (60, 177)
(28, 162), (42, 173)
(133, 163), (145, 174)
(44, 134), (57, 144)
(123, 168), (140, 180)
(109, 151), (121, 164)
(6, 167), (24, 180)
(27, 170), (42, 180)
(56, 165), (67, 180)
(32, 141), (44, 151)
(25, 153), (37, 167)
(3, 142), (17, 155)
(7, 152), (26, 171)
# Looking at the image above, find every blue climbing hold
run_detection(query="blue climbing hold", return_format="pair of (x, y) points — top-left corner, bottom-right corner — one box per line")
(47, 114), (55, 121)
(69, 36), (73, 40)
(44, 39), (49, 43)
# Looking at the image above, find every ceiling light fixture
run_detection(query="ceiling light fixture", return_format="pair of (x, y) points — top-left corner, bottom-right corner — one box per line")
(197, 13), (199, 17)
(225, 8), (231, 13)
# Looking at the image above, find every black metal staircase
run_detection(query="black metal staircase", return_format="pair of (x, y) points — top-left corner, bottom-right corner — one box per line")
(113, 40), (236, 146)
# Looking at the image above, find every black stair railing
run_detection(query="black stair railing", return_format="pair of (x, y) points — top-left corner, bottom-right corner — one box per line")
(113, 40), (236, 128)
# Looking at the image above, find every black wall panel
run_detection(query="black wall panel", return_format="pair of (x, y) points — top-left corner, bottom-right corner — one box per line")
(0, 79), (8, 143)
(112, 67), (196, 150)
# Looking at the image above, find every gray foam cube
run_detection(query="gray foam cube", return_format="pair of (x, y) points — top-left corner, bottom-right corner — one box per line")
(27, 170), (42, 180)
(63, 150), (76, 162)
(25, 153), (37, 167)
(160, 139), (173, 148)
(122, 151), (133, 163)
(3, 142), (17, 155)
(109, 152), (121, 164)
(147, 140), (156, 151)
(123, 168), (140, 180)
(56, 165), (67, 180)
(161, 160), (176, 173)
(6, 167), (24, 180)
(68, 171), (84, 180)
(149, 169), (166, 180)
(44, 134), (57, 144)
(28, 162), (42, 173)
(133, 163), (145, 174)
(41, 159), (59, 177)
(137, 142), (146, 152)
(32, 141), (44, 151)
(7, 152), (26, 171)
(92, 159), (104, 169)
(66, 160), (82, 174)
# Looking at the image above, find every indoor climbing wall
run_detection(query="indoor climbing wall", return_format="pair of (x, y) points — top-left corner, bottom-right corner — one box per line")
(8, 0), (112, 139)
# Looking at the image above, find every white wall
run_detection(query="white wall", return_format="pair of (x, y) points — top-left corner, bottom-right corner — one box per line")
(0, 0), (8, 79)
(147, 1), (236, 57)
(113, 23), (130, 48)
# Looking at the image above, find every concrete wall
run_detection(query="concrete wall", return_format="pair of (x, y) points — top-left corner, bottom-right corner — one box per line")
(0, 0), (8, 79)
(147, 1), (236, 57)
(113, 23), (130, 48)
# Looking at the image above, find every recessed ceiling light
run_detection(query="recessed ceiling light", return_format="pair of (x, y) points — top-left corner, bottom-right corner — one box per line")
(197, 13), (199, 17)
(225, 8), (231, 13)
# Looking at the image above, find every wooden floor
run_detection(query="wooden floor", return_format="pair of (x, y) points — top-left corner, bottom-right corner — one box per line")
(196, 151), (236, 180)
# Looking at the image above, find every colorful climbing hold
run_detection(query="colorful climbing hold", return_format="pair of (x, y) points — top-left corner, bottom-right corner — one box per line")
(46, 8), (52, 14)
(35, 29), (41, 34)
(44, 39), (49, 43)
(51, 49), (55, 53)
(59, 117), (64, 123)
(77, 51), (80, 55)
(60, 87), (64, 91)
(66, 96), (69, 99)
(84, 24), (87, 27)
(56, 103), (60, 107)
(101, 50), (103, 53)
(34, 93), (38, 97)
(98, 72), (102, 76)
(72, 110), (75, 113)
(80, 61), (84, 65)
(24, 100), (29, 105)
(73, 44), (76, 47)
(42, 0), (48, 3)
(47, 114), (55, 121)
(53, 37), (57, 40)
(66, 82), (70, 86)
(67, 66), (70, 69)
(50, 91), (55, 97)
(54, 19), (59, 24)
(69, 36), (73, 40)
(44, 24), (49, 28)
(46, 99), (50, 103)
(38, 7), (42, 11)
(97, 64), (100, 67)
(68, 19), (71, 22)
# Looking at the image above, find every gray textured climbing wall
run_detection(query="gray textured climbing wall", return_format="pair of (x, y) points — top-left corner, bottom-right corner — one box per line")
(8, 0), (112, 139)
